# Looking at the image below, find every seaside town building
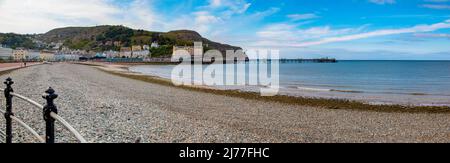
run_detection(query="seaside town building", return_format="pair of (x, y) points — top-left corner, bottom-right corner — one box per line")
(105, 50), (119, 58)
(50, 42), (64, 50)
(143, 45), (150, 50)
(27, 50), (41, 61)
(120, 47), (132, 58)
(173, 46), (194, 56)
(95, 53), (107, 58)
(69, 49), (88, 56)
(131, 45), (142, 52)
(151, 42), (159, 48)
(131, 45), (150, 58)
(40, 50), (56, 61)
(133, 51), (149, 58)
(0, 47), (13, 60)
(113, 41), (122, 47)
(85, 51), (97, 58)
(104, 41), (113, 46)
(54, 54), (80, 61)
(54, 50), (81, 61)
(61, 46), (71, 53)
(173, 42), (203, 62)
(13, 48), (28, 61)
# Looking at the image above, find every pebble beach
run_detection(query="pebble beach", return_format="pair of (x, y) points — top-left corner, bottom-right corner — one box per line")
(0, 63), (449, 143)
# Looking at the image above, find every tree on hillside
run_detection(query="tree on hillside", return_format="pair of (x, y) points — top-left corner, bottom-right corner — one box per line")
(150, 45), (173, 57)
(0, 33), (36, 49)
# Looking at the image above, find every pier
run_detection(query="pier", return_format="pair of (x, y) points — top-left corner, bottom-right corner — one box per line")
(279, 58), (337, 63)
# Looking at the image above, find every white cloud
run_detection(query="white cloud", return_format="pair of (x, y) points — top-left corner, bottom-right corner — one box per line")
(0, 0), (183, 34)
(209, 0), (222, 7)
(424, 0), (450, 2)
(121, 0), (165, 31)
(0, 0), (125, 33)
(369, 0), (396, 5)
(421, 0), (450, 10)
(203, 0), (251, 17)
(291, 20), (450, 47)
(249, 7), (280, 18)
(255, 23), (368, 47)
(421, 4), (450, 10)
(192, 11), (223, 34)
(251, 19), (450, 48)
(413, 33), (450, 38)
(287, 13), (319, 21)
(176, 0), (252, 35)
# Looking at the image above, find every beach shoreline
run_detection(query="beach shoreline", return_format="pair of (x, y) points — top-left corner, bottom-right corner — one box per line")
(76, 61), (450, 114)
(1, 62), (449, 143)
(127, 61), (450, 107)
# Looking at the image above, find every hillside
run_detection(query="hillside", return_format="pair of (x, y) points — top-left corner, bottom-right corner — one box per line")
(36, 26), (112, 44)
(0, 33), (36, 49)
(34, 25), (241, 56)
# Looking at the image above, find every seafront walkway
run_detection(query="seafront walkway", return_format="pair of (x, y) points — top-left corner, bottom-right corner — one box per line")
(0, 62), (41, 72)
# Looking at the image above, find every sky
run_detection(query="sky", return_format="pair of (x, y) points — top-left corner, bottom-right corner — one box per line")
(0, 0), (450, 60)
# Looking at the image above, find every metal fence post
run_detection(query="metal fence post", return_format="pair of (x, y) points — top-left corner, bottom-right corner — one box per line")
(4, 77), (14, 144)
(42, 87), (58, 143)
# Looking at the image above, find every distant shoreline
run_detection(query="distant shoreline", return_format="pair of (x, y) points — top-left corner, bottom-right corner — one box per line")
(75, 61), (450, 114)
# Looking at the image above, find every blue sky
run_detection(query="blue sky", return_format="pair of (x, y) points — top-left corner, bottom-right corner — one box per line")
(0, 0), (450, 59)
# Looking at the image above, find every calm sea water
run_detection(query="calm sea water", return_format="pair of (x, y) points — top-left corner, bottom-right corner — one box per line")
(130, 61), (450, 106)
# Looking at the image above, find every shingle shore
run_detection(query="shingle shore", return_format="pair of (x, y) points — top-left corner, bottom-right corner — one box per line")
(0, 63), (448, 143)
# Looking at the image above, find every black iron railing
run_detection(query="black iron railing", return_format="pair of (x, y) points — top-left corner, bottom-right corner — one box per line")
(1, 77), (86, 143)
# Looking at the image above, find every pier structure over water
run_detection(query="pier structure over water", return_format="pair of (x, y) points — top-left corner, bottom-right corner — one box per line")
(279, 58), (337, 63)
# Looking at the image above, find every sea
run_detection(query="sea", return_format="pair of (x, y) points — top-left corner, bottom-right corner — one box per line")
(129, 60), (450, 106)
